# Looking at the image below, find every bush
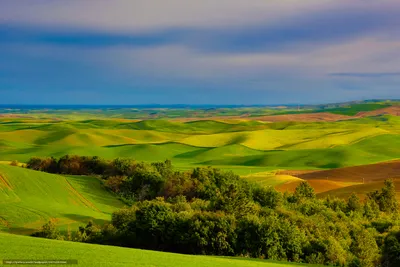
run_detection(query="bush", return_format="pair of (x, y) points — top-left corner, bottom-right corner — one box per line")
(382, 230), (400, 267)
(31, 220), (62, 240)
(294, 181), (316, 199)
(350, 229), (380, 267)
(10, 160), (19, 166)
(367, 179), (399, 213)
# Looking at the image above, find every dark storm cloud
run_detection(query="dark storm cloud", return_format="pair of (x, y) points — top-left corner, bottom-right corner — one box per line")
(0, 0), (399, 104)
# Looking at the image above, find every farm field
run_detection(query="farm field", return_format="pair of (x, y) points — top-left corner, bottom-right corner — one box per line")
(0, 113), (399, 173)
(0, 164), (124, 235)
(270, 160), (400, 199)
(3, 0), (400, 263)
(1, 100), (398, 120)
(0, 233), (317, 267)
(0, 103), (399, 267)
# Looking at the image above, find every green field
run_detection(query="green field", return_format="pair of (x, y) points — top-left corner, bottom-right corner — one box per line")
(0, 115), (399, 173)
(0, 164), (124, 234)
(1, 105), (399, 267)
(0, 233), (316, 267)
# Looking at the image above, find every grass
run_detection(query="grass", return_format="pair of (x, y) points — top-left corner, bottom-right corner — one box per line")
(0, 233), (318, 267)
(0, 117), (399, 171)
(0, 164), (124, 234)
(243, 172), (303, 187)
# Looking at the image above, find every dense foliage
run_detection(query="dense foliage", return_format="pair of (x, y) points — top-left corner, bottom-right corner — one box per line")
(29, 155), (400, 266)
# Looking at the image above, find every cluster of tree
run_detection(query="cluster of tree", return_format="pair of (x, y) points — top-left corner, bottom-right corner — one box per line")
(29, 156), (400, 266)
(27, 156), (275, 205)
(26, 155), (109, 175)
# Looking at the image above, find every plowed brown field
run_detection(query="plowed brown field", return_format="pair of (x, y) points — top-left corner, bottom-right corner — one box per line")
(289, 160), (400, 183)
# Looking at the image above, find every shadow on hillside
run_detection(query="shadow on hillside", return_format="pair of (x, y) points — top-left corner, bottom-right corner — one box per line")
(64, 175), (124, 210)
(62, 214), (109, 226)
(9, 226), (38, 235)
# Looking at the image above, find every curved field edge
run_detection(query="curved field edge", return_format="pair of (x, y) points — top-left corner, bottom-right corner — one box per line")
(317, 179), (400, 201)
(0, 115), (398, 170)
(0, 165), (124, 234)
(0, 134), (398, 170)
(271, 160), (400, 197)
(0, 233), (319, 267)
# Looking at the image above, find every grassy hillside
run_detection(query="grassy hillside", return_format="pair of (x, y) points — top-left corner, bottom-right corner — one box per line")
(0, 165), (123, 234)
(0, 116), (399, 171)
(0, 233), (317, 267)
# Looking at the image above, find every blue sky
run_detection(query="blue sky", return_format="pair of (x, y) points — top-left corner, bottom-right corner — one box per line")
(1, 0), (399, 105)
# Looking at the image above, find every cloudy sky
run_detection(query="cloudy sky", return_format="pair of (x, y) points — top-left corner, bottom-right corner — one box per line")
(1, 0), (399, 105)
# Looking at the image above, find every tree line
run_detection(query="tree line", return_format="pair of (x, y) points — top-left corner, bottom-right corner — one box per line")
(27, 155), (400, 267)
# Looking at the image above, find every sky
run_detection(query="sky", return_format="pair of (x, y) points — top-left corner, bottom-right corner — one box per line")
(0, 0), (400, 105)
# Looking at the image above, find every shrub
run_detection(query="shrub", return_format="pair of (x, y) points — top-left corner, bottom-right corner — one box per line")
(31, 220), (61, 240)
(9, 160), (19, 166)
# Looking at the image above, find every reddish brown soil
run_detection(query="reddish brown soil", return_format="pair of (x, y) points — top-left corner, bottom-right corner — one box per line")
(251, 112), (352, 122)
(174, 106), (399, 123)
(355, 106), (400, 117)
(291, 160), (400, 183)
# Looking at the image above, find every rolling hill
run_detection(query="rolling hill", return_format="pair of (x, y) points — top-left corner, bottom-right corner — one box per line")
(290, 160), (400, 183)
(318, 179), (400, 201)
(0, 112), (398, 174)
(0, 164), (124, 234)
(275, 160), (400, 198)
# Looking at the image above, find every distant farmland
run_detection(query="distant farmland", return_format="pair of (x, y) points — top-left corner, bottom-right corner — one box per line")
(0, 113), (398, 173)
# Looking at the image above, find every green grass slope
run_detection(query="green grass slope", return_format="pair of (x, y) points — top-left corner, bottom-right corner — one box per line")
(0, 117), (399, 170)
(0, 233), (316, 267)
(0, 165), (124, 234)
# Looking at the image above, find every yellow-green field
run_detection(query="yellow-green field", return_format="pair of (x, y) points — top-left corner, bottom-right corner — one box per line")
(0, 116), (399, 172)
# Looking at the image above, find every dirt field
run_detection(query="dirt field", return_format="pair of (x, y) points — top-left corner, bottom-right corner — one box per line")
(174, 106), (400, 123)
(355, 106), (400, 117)
(281, 160), (400, 183)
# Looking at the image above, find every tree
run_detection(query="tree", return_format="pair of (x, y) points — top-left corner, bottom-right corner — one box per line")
(363, 198), (380, 219)
(123, 163), (165, 200)
(294, 182), (316, 199)
(380, 179), (398, 213)
(382, 230), (400, 267)
(347, 193), (362, 213)
(187, 212), (236, 255)
(31, 220), (61, 240)
(253, 186), (282, 209)
(367, 179), (398, 213)
(350, 229), (380, 267)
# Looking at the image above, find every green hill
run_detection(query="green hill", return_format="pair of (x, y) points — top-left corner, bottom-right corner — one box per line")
(0, 117), (399, 171)
(0, 233), (316, 267)
(0, 164), (123, 234)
